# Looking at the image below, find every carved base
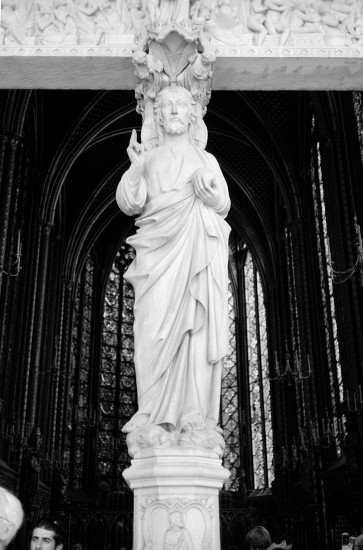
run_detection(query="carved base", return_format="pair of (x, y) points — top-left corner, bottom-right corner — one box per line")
(123, 448), (229, 550)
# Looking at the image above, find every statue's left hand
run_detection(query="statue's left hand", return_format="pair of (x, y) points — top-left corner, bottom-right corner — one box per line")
(191, 168), (222, 208)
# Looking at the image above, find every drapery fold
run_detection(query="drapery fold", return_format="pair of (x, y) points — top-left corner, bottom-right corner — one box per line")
(117, 145), (231, 431)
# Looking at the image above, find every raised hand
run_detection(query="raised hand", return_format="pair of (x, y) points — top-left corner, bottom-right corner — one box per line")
(127, 129), (145, 167)
(191, 168), (222, 208)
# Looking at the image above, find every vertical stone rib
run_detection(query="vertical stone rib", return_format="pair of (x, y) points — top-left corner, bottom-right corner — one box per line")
(50, 281), (65, 461)
(60, 281), (74, 445)
(29, 222), (53, 428)
(0, 134), (20, 295)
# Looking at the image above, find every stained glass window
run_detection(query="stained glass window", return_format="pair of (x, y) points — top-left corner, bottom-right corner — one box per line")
(221, 237), (273, 491)
(69, 254), (94, 488)
(70, 237), (273, 493)
(353, 92), (363, 165)
(311, 115), (343, 446)
(98, 243), (136, 490)
(221, 279), (241, 491)
(244, 252), (273, 489)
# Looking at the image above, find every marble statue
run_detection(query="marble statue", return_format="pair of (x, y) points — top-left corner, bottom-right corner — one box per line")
(182, 50), (216, 104)
(54, 0), (77, 36)
(158, 0), (191, 24)
(4, 0), (363, 48)
(95, 0), (127, 33)
(263, 0), (291, 38)
(145, 0), (161, 25)
(278, 1), (322, 45)
(34, 0), (54, 36)
(125, 0), (148, 32)
(288, 2), (322, 32)
(116, 84), (230, 449)
(34, 0), (77, 44)
(163, 511), (194, 550)
(74, 0), (104, 44)
(1, 0), (33, 45)
(247, 0), (268, 44)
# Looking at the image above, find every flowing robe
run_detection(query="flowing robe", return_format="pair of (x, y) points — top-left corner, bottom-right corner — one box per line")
(158, 0), (190, 24)
(116, 143), (231, 431)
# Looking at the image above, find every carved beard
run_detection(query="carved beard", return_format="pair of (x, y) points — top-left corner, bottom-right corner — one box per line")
(162, 119), (189, 135)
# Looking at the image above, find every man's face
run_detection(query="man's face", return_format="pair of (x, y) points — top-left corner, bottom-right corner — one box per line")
(0, 515), (13, 543)
(160, 92), (191, 136)
(30, 528), (62, 550)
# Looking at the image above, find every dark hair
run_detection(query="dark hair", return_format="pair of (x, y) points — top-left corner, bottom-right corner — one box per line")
(32, 518), (64, 546)
(246, 526), (272, 549)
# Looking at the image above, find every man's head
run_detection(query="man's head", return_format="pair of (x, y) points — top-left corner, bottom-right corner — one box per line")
(201, 49), (216, 65)
(354, 534), (363, 550)
(0, 486), (24, 547)
(246, 526), (272, 550)
(168, 511), (184, 529)
(30, 519), (64, 550)
(153, 85), (197, 142)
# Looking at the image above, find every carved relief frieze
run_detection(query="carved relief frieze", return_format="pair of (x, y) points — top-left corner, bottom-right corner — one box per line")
(126, 422), (226, 458)
(139, 496), (215, 550)
(2, 0), (363, 58)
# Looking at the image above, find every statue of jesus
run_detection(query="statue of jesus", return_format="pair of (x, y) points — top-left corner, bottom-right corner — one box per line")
(116, 85), (231, 438)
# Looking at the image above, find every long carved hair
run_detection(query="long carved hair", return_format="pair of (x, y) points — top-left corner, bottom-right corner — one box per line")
(153, 85), (198, 146)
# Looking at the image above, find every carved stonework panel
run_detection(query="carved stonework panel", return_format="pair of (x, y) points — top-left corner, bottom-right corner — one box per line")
(2, 0), (363, 57)
(130, 25), (216, 149)
(124, 450), (228, 550)
(139, 496), (215, 550)
(125, 423), (226, 458)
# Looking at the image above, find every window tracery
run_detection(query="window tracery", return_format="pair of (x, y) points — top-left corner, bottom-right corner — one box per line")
(311, 114), (344, 447)
(69, 237), (274, 492)
(69, 254), (95, 488)
(98, 244), (136, 490)
(244, 251), (273, 489)
(353, 92), (363, 166)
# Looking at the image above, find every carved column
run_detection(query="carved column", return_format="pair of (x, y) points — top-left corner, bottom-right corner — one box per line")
(122, 25), (229, 550)
(28, 221), (54, 428)
(0, 131), (23, 465)
(0, 132), (21, 295)
(124, 448), (229, 550)
(58, 279), (74, 455)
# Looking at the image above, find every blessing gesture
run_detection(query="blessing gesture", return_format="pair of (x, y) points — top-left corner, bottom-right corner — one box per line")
(127, 129), (145, 167)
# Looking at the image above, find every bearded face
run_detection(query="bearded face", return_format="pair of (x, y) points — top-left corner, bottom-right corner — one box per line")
(162, 119), (189, 135)
(159, 91), (191, 136)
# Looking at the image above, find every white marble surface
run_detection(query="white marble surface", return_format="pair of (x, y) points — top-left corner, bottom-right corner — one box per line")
(123, 447), (229, 550)
(118, 82), (230, 550)
(116, 85), (231, 443)
(3, 0), (363, 49)
(2, 1), (363, 89)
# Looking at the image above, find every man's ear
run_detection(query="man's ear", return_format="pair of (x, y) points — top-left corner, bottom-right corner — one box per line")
(55, 544), (63, 550)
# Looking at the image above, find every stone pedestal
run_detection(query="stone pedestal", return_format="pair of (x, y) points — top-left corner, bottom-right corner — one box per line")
(123, 447), (229, 550)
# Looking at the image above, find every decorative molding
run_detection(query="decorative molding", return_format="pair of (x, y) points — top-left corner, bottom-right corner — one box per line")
(1, 36), (363, 58)
(3, 0), (363, 60)
(124, 449), (228, 550)
(0, 41), (134, 57)
(123, 447), (230, 491)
